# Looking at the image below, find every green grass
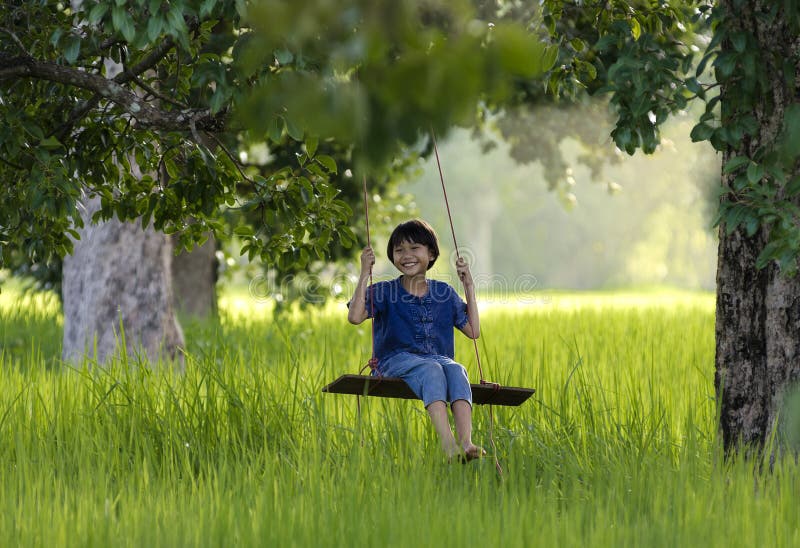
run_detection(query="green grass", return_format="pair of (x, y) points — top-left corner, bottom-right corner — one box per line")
(0, 287), (798, 547)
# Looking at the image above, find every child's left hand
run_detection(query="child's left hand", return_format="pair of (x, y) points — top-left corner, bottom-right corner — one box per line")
(456, 256), (474, 288)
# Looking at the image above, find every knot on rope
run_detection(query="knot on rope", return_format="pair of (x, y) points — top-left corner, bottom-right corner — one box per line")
(360, 357), (380, 376)
(480, 379), (501, 391)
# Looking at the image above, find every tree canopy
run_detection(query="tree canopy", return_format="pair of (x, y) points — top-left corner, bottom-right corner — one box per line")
(4, 2), (800, 280)
(0, 0), (556, 279)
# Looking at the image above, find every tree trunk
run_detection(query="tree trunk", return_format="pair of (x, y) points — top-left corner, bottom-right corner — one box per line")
(714, 1), (800, 450)
(62, 195), (184, 368)
(171, 233), (218, 319)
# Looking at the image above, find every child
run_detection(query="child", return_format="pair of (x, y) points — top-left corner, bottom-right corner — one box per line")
(348, 219), (486, 462)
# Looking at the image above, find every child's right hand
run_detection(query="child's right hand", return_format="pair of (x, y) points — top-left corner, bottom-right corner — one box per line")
(360, 246), (375, 275)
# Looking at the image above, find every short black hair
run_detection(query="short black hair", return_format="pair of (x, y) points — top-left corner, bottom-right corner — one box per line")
(387, 219), (440, 270)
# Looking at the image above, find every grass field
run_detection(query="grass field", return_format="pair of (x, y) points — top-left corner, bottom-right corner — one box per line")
(0, 286), (798, 547)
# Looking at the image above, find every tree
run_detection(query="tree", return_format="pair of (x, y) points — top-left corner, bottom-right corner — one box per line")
(171, 232), (218, 318)
(0, 1), (348, 364)
(707, 1), (800, 452)
(0, 1), (554, 364)
(62, 195), (185, 365)
(535, 0), (800, 451)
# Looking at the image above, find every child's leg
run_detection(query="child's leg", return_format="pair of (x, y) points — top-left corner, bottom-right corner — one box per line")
(426, 401), (458, 457)
(451, 400), (483, 457)
(380, 352), (447, 407)
(381, 353), (456, 456)
(439, 358), (485, 459)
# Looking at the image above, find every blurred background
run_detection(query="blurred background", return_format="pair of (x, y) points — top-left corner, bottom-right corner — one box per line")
(377, 98), (720, 292)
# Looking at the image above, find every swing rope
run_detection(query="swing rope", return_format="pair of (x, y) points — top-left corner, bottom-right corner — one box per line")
(431, 132), (492, 386)
(356, 175), (381, 427)
(431, 129), (503, 477)
(360, 174), (379, 376)
(431, 130), (502, 476)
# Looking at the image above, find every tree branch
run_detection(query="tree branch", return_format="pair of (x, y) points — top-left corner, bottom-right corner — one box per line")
(205, 131), (257, 185)
(0, 53), (227, 133)
(52, 34), (184, 141)
(49, 15), (201, 140)
(133, 76), (189, 109)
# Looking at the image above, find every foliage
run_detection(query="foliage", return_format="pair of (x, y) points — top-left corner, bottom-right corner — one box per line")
(697, 2), (800, 274)
(4, 0), (800, 287)
(530, 2), (700, 153)
(538, 0), (800, 274)
(0, 0), (556, 283)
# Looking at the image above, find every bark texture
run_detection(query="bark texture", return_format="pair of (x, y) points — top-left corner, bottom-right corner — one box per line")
(715, 1), (800, 449)
(171, 233), (219, 318)
(62, 196), (184, 368)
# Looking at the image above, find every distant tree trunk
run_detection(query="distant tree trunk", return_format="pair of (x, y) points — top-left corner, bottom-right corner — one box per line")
(473, 178), (499, 277)
(62, 195), (184, 368)
(171, 233), (218, 319)
(714, 1), (800, 450)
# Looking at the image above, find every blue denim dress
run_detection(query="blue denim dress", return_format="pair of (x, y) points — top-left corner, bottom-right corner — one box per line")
(365, 277), (473, 406)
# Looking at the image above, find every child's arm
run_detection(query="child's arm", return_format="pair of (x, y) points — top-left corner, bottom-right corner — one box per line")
(347, 247), (375, 325)
(456, 256), (480, 339)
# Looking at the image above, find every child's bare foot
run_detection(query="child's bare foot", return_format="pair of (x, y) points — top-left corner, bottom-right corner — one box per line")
(460, 444), (486, 463)
(443, 442), (461, 462)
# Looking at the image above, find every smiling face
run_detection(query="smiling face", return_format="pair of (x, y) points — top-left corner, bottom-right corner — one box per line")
(392, 240), (434, 277)
(386, 220), (440, 272)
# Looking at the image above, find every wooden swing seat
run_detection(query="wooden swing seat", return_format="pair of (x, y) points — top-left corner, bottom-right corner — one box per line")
(322, 374), (534, 406)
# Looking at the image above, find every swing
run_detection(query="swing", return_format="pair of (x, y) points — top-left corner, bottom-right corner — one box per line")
(322, 132), (535, 407)
(322, 374), (534, 406)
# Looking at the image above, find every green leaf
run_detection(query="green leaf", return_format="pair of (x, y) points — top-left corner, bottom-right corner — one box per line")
(695, 50), (714, 75)
(690, 123), (714, 142)
(630, 18), (642, 41)
(50, 27), (64, 47)
(22, 121), (44, 140)
(164, 158), (179, 179)
(40, 136), (62, 150)
(744, 215), (759, 237)
(576, 59), (597, 81)
(731, 31), (747, 53)
(713, 52), (737, 79)
(723, 155), (749, 174)
(200, 0), (216, 18)
(612, 126), (632, 151)
(234, 225), (254, 237)
(305, 136), (318, 158)
(88, 2), (109, 24)
(166, 7), (188, 35)
(746, 161), (764, 184)
(540, 45), (559, 72)
(284, 117), (304, 141)
(112, 6), (136, 43)
(316, 155), (337, 174)
(786, 176), (800, 196)
(684, 77), (704, 98)
(147, 16), (164, 42)
(63, 36), (81, 64)
(724, 204), (747, 232)
(209, 89), (226, 114)
(756, 240), (783, 269)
